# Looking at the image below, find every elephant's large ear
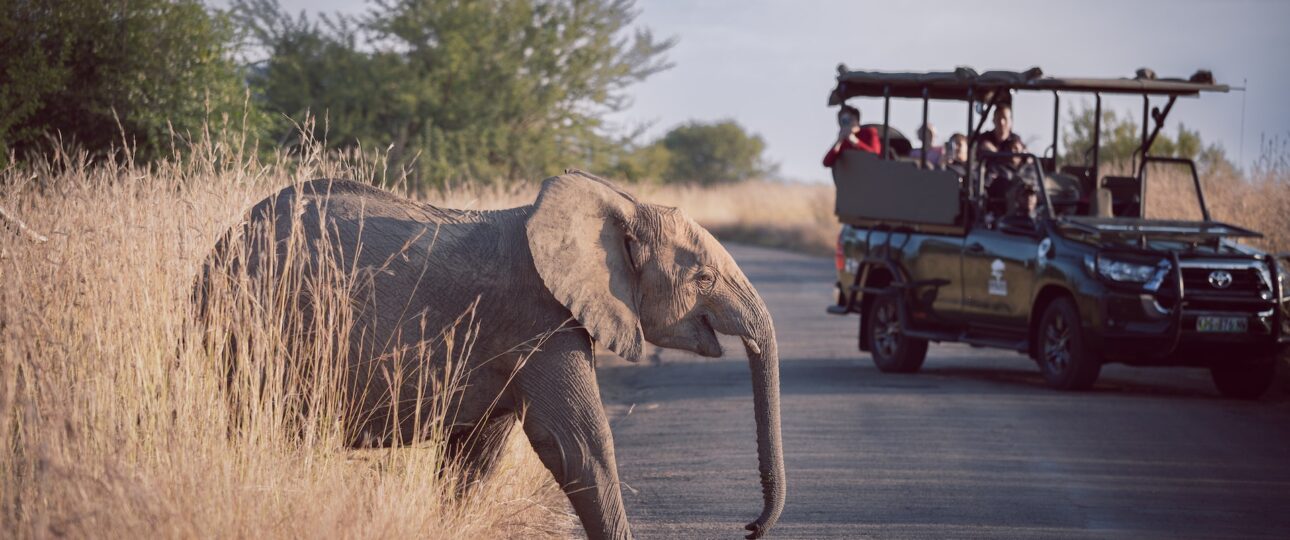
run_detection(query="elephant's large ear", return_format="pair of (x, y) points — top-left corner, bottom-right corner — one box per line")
(526, 170), (645, 362)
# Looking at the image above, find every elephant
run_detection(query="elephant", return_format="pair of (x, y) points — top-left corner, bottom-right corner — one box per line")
(197, 170), (785, 539)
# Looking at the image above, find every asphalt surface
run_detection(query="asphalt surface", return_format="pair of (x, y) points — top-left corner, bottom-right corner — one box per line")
(597, 243), (1290, 540)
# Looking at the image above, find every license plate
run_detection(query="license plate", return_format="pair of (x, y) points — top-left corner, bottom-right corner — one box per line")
(1196, 316), (1247, 333)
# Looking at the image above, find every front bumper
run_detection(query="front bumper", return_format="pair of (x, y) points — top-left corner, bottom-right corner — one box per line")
(1090, 289), (1285, 366)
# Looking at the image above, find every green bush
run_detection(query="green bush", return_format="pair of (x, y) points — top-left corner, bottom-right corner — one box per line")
(657, 120), (773, 185)
(0, 0), (260, 163)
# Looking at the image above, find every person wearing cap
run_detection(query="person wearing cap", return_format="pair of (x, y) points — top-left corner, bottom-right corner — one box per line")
(996, 179), (1041, 232)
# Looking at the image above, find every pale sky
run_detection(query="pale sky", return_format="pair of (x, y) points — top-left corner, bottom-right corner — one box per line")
(260, 0), (1290, 183)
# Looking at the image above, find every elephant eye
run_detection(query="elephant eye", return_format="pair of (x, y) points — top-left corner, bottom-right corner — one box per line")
(623, 236), (639, 270)
(695, 269), (716, 292)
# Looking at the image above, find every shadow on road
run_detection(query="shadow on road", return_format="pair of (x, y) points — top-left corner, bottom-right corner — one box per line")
(597, 354), (1280, 405)
(919, 365), (1222, 399)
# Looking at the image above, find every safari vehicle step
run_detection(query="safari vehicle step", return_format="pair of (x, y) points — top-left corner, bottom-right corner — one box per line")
(823, 65), (1286, 399)
(903, 329), (1028, 353)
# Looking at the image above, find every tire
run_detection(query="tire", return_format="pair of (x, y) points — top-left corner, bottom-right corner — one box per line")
(1210, 357), (1275, 400)
(866, 292), (928, 373)
(1036, 297), (1101, 390)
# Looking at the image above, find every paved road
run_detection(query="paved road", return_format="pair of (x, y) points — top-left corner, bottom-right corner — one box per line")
(597, 244), (1290, 540)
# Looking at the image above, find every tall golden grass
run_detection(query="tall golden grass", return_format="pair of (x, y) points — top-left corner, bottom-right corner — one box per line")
(431, 180), (839, 256)
(1142, 162), (1290, 253)
(0, 136), (574, 538)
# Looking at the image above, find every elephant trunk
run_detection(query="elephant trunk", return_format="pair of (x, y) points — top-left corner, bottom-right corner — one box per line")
(740, 330), (784, 539)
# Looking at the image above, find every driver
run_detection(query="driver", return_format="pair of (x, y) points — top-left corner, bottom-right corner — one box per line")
(985, 138), (1035, 218)
(823, 104), (883, 167)
(997, 180), (1040, 232)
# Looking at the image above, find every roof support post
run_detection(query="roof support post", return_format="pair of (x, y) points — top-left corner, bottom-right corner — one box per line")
(882, 85), (891, 160)
(1051, 91), (1060, 170)
(973, 95), (996, 141)
(1092, 92), (1102, 187)
(1139, 95), (1178, 216)
(967, 87), (975, 196)
(1140, 95), (1150, 159)
(920, 87), (930, 169)
(1138, 94), (1151, 202)
(1142, 95), (1178, 160)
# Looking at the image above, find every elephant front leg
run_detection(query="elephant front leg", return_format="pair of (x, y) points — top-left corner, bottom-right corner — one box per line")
(518, 344), (632, 540)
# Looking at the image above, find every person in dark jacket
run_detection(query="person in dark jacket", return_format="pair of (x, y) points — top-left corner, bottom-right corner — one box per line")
(976, 103), (1022, 158)
(823, 104), (882, 167)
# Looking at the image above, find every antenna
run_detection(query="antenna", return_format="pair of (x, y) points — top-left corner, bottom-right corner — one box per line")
(1239, 77), (1247, 168)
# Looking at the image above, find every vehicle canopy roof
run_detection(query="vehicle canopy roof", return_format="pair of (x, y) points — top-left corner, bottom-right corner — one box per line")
(827, 65), (1229, 105)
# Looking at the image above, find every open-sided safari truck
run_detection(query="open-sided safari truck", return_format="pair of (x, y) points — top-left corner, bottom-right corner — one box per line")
(825, 66), (1290, 398)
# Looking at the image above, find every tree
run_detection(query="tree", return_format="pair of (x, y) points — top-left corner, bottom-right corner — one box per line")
(235, 0), (674, 186)
(1062, 104), (1230, 171)
(657, 120), (774, 185)
(0, 0), (258, 162)
(606, 140), (672, 183)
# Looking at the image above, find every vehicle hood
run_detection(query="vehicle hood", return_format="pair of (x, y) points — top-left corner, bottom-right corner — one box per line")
(1056, 217), (1266, 255)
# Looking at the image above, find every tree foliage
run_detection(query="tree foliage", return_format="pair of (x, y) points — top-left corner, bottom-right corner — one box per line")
(1, 0), (687, 187)
(235, 0), (674, 185)
(0, 0), (256, 162)
(655, 120), (773, 185)
(1062, 104), (1229, 170)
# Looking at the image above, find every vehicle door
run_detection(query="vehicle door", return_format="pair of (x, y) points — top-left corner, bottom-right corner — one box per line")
(960, 218), (1042, 332)
(905, 234), (965, 326)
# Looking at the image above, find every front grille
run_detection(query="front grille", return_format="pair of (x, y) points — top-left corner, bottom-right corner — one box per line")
(1181, 267), (1264, 295)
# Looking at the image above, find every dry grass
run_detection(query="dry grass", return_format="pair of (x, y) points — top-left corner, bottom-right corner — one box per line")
(0, 138), (574, 539)
(1143, 162), (1290, 253)
(639, 181), (838, 256)
(430, 179), (839, 255)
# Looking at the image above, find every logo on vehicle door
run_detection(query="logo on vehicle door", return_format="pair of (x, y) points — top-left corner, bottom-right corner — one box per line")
(988, 259), (1008, 296)
(1208, 270), (1233, 289)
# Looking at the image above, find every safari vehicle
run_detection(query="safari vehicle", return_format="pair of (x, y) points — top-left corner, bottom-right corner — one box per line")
(824, 66), (1290, 398)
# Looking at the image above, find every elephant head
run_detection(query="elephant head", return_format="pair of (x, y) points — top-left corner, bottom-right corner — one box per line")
(526, 171), (785, 539)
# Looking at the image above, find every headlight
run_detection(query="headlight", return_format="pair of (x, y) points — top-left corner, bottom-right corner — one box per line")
(1276, 258), (1289, 292)
(1086, 254), (1171, 290)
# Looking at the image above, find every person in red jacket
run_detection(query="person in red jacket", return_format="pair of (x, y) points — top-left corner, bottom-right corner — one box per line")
(823, 104), (882, 167)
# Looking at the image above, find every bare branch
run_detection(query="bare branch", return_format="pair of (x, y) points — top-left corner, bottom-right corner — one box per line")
(0, 205), (49, 243)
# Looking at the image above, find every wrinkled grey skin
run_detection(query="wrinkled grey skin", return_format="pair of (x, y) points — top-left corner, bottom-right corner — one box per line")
(201, 171), (784, 539)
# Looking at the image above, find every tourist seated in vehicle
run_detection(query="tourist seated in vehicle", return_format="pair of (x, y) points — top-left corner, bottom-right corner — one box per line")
(976, 103), (1022, 158)
(823, 104), (882, 167)
(909, 123), (943, 167)
(942, 132), (969, 175)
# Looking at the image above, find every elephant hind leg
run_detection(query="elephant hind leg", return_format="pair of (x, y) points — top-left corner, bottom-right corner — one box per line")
(445, 411), (518, 495)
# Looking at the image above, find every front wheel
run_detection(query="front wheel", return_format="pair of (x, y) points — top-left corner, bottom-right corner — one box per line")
(866, 293), (928, 373)
(1210, 357), (1276, 400)
(1036, 297), (1101, 390)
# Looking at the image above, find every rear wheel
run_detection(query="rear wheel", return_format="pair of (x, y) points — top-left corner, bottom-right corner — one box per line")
(1210, 357), (1275, 400)
(866, 293), (928, 373)
(1037, 297), (1101, 390)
